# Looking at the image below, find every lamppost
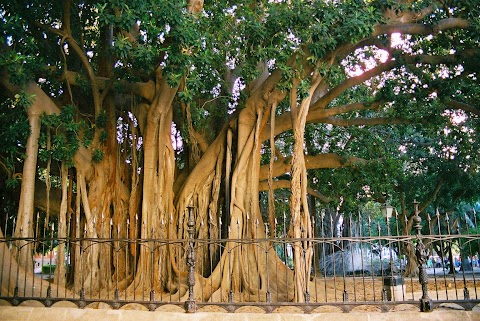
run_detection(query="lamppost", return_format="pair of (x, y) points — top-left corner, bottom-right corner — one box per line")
(381, 203), (395, 274)
(380, 202), (404, 301)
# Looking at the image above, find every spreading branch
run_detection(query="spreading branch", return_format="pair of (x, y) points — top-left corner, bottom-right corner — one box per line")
(373, 17), (470, 37)
(259, 153), (368, 181)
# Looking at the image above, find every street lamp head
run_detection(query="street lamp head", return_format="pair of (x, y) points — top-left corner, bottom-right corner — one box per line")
(381, 203), (394, 220)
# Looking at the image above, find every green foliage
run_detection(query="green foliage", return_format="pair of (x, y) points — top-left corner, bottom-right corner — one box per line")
(96, 110), (108, 128)
(41, 264), (56, 274)
(0, 97), (30, 157)
(92, 149), (104, 163)
(0, 52), (38, 85)
(39, 105), (89, 167)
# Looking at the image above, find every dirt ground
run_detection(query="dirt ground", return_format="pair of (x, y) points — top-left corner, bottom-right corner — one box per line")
(307, 275), (479, 302)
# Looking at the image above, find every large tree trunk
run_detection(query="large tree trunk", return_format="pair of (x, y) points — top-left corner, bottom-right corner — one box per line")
(402, 215), (419, 277)
(128, 74), (179, 296)
(54, 163), (68, 287)
(173, 84), (298, 302)
(11, 83), (63, 268)
(289, 72), (321, 302)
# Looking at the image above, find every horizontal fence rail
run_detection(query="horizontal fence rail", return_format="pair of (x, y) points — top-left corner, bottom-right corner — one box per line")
(0, 206), (479, 313)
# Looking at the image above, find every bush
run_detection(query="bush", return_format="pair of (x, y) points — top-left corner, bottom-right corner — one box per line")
(41, 264), (56, 274)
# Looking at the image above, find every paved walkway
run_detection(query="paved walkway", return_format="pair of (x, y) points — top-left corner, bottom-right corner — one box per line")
(0, 306), (479, 321)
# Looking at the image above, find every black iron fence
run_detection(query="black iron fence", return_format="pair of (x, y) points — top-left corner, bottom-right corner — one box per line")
(0, 205), (479, 313)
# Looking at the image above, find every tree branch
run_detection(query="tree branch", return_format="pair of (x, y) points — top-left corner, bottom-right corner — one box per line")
(259, 153), (368, 181)
(419, 177), (444, 214)
(310, 60), (397, 111)
(445, 100), (480, 117)
(61, 70), (156, 102)
(318, 116), (411, 127)
(262, 101), (385, 141)
(63, 0), (72, 35)
(374, 17), (470, 37)
(404, 50), (479, 66)
(33, 21), (102, 114)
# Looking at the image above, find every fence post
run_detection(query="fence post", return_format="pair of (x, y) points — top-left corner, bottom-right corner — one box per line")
(185, 206), (197, 313)
(413, 201), (433, 312)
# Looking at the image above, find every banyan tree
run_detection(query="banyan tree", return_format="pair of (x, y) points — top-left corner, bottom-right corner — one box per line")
(0, 0), (479, 303)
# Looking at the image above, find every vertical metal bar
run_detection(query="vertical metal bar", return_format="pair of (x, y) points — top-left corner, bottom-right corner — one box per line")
(348, 215), (357, 302)
(209, 215), (214, 303)
(133, 214), (138, 301)
(237, 219), (242, 303)
(394, 209), (405, 301)
(464, 211), (476, 299)
(158, 220), (163, 303)
(218, 216), (223, 302)
(12, 239), (18, 303)
(169, 214), (173, 302)
(142, 221), (146, 301)
(274, 216), (279, 302)
(266, 234), (271, 303)
(321, 210), (327, 302)
(304, 242), (310, 303)
(79, 224), (85, 307)
(185, 206), (197, 312)
(228, 224), (234, 303)
(330, 214), (337, 301)
(247, 213), (252, 302)
(255, 219), (260, 302)
(10, 232), (16, 299)
(367, 214), (376, 301)
(457, 217), (469, 300)
(413, 201), (433, 312)
(11, 217), (17, 298)
(378, 220), (387, 302)
(115, 223), (119, 304)
(46, 223), (53, 303)
(312, 216), (318, 302)
(33, 213), (40, 297)
(150, 227), (155, 306)
(55, 217), (60, 299)
(99, 216), (103, 300)
(0, 215), (8, 296)
(65, 214), (72, 299)
(341, 218), (348, 302)
(387, 214), (395, 300)
(38, 217), (45, 297)
(283, 213), (289, 301)
(435, 210), (449, 300)
(90, 218), (94, 299)
(125, 219), (129, 301)
(200, 219), (204, 302)
(24, 220), (30, 297)
(472, 209), (479, 299)
(176, 213), (181, 303)
(445, 213), (460, 299)
(106, 218), (111, 301)
(429, 211), (440, 300)
(149, 237), (156, 311)
(358, 211), (366, 301)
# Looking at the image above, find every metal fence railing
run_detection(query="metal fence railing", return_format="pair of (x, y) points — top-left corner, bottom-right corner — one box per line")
(1, 204), (479, 313)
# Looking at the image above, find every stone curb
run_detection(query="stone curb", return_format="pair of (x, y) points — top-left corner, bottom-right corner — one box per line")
(0, 307), (479, 321)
